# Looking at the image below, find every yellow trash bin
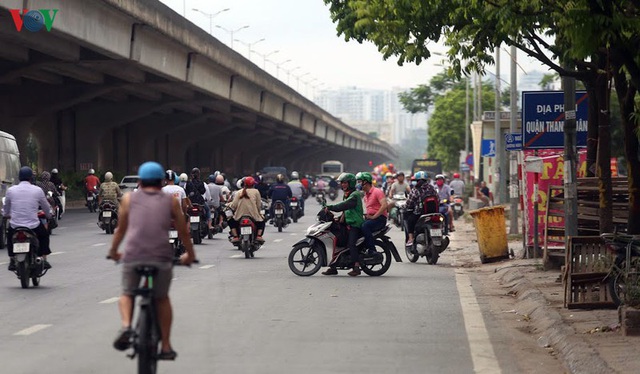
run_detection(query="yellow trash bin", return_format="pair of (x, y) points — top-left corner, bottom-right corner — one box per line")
(469, 206), (509, 263)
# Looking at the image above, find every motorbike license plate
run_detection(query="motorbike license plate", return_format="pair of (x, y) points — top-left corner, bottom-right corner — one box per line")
(103, 211), (112, 217)
(275, 209), (284, 215)
(430, 228), (442, 237)
(13, 242), (29, 253)
(169, 230), (178, 239)
(454, 206), (462, 211)
(87, 196), (93, 201)
(240, 227), (252, 235)
(190, 216), (200, 223)
(290, 202), (298, 207)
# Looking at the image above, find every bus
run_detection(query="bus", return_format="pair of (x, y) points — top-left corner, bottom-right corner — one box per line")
(320, 160), (344, 178)
(411, 159), (443, 177)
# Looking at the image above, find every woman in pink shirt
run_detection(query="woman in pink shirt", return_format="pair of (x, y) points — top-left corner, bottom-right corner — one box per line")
(356, 172), (388, 256)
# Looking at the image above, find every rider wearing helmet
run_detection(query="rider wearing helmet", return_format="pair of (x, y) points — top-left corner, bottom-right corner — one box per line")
(356, 171), (388, 275)
(99, 171), (122, 208)
(228, 176), (265, 243)
(322, 172), (364, 276)
(434, 174), (454, 233)
(84, 168), (100, 195)
(50, 168), (67, 218)
(288, 171), (306, 216)
(206, 173), (225, 229)
(449, 172), (465, 197)
(186, 167), (212, 231)
(404, 171), (438, 246)
(3, 166), (53, 271)
(178, 173), (188, 189)
(267, 173), (292, 222)
(381, 172), (394, 195)
(108, 161), (195, 361)
(162, 170), (189, 215)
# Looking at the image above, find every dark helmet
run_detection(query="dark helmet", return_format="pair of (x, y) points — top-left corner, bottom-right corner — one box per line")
(165, 169), (176, 181)
(19, 166), (33, 182)
(337, 172), (356, 190)
(208, 174), (216, 183)
(191, 167), (200, 178)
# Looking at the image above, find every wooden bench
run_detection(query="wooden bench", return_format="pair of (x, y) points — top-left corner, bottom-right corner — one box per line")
(564, 236), (617, 309)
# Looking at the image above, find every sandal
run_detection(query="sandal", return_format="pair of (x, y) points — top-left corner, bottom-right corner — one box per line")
(158, 349), (178, 361)
(113, 327), (134, 351)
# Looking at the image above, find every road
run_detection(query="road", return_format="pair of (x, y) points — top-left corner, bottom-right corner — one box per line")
(0, 198), (507, 374)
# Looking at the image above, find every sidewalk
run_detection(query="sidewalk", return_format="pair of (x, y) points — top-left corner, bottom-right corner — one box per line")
(444, 213), (639, 374)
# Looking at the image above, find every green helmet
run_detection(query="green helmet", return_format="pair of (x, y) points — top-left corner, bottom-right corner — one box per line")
(337, 172), (357, 189)
(356, 171), (373, 184)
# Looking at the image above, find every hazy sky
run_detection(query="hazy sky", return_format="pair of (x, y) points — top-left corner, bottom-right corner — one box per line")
(159, 0), (549, 93)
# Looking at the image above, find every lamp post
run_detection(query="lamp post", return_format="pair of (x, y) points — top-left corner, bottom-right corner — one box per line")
(192, 8), (230, 34)
(270, 59), (291, 80)
(261, 50), (279, 70)
(296, 72), (310, 91)
(287, 66), (301, 86)
(234, 38), (265, 60)
(215, 25), (249, 49)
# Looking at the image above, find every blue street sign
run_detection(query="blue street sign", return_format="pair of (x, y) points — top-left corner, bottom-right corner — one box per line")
(460, 162), (470, 172)
(505, 132), (523, 151)
(522, 91), (588, 149)
(481, 139), (495, 157)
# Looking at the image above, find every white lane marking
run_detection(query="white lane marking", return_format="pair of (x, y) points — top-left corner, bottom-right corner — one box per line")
(273, 239), (283, 243)
(455, 272), (501, 374)
(92, 243), (107, 247)
(289, 233), (297, 236)
(14, 324), (52, 336)
(0, 261), (7, 265)
(199, 264), (215, 269)
(99, 297), (119, 304)
(172, 277), (178, 281)
(230, 254), (243, 258)
(49, 251), (66, 256)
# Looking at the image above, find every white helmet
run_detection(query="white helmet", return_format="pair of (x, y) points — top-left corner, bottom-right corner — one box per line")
(179, 173), (188, 182)
(291, 171), (299, 180)
(104, 172), (113, 181)
(88, 168), (95, 175)
(51, 168), (59, 174)
(236, 178), (244, 189)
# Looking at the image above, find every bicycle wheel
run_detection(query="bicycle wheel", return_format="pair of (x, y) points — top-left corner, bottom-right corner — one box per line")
(137, 307), (158, 374)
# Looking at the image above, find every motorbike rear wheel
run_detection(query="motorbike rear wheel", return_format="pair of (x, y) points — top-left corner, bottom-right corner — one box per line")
(242, 241), (251, 258)
(361, 240), (392, 276)
(18, 261), (29, 289)
(405, 244), (419, 263)
(288, 243), (322, 276)
(31, 275), (40, 287)
(426, 246), (439, 265)
(192, 229), (202, 245)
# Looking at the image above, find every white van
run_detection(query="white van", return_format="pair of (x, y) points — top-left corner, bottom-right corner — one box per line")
(0, 131), (21, 249)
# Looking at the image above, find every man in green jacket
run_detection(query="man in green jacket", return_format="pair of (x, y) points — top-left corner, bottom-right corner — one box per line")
(322, 172), (365, 276)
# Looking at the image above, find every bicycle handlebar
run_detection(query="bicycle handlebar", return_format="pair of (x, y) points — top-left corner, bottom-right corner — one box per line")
(106, 256), (200, 266)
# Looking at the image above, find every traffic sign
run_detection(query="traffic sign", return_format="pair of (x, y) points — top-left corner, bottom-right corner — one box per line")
(460, 162), (470, 172)
(505, 133), (523, 151)
(465, 153), (473, 167)
(481, 139), (495, 157)
(522, 91), (588, 149)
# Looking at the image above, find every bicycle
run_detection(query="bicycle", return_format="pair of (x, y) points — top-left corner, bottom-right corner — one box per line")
(601, 232), (640, 306)
(108, 257), (197, 374)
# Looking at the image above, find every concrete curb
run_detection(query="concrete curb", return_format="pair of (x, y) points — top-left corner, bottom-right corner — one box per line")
(493, 268), (615, 374)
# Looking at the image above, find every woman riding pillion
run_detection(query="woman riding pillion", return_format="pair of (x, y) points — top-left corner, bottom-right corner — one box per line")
(322, 172), (365, 276)
(228, 176), (266, 244)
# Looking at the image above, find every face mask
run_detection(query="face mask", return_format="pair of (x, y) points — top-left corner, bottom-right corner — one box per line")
(436, 180), (444, 187)
(356, 183), (363, 191)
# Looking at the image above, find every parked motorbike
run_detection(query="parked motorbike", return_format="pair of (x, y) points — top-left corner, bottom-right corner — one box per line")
(45, 191), (58, 234)
(288, 209), (402, 276)
(390, 194), (407, 231)
(271, 200), (288, 232)
(188, 204), (208, 244)
(11, 227), (48, 288)
(98, 200), (118, 234)
(86, 187), (99, 213)
(406, 196), (450, 264)
(328, 187), (338, 201)
(452, 195), (464, 220)
(315, 191), (325, 204)
(234, 215), (262, 258)
(290, 197), (301, 223)
(601, 232), (640, 306)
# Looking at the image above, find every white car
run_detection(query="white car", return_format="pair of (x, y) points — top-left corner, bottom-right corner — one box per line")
(119, 175), (139, 191)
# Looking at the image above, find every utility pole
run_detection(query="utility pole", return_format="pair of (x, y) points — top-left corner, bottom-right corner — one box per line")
(563, 67), (578, 239)
(495, 46), (505, 205)
(465, 77), (470, 185)
(509, 46), (519, 234)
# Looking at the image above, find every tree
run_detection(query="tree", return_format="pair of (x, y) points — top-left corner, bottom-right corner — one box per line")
(398, 84), (433, 114)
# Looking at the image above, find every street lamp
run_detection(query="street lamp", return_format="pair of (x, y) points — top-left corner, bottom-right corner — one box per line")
(287, 66), (301, 86)
(296, 72), (310, 91)
(267, 59), (291, 80)
(259, 50), (279, 70)
(215, 25), (249, 49)
(234, 38), (265, 60)
(192, 7), (230, 34)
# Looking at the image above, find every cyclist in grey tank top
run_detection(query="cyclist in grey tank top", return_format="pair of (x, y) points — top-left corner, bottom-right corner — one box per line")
(108, 162), (195, 361)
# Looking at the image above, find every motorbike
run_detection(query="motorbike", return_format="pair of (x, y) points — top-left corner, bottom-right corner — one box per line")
(315, 191), (325, 204)
(601, 233), (640, 306)
(271, 200), (288, 232)
(11, 227), (48, 288)
(98, 200), (118, 234)
(86, 187), (99, 213)
(188, 204), (208, 244)
(288, 209), (402, 276)
(406, 196), (450, 264)
(389, 194), (407, 231)
(261, 198), (270, 222)
(45, 191), (58, 234)
(452, 195), (464, 220)
(234, 215), (262, 258)
(328, 187), (338, 201)
(169, 221), (185, 260)
(290, 197), (301, 223)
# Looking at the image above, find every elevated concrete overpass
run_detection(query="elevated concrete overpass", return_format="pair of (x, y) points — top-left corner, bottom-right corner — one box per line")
(0, 0), (395, 176)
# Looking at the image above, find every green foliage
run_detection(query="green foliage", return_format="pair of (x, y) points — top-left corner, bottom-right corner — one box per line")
(539, 73), (559, 90)
(398, 84), (433, 114)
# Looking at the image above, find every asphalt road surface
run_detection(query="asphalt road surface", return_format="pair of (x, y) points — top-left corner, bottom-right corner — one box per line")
(0, 198), (506, 374)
